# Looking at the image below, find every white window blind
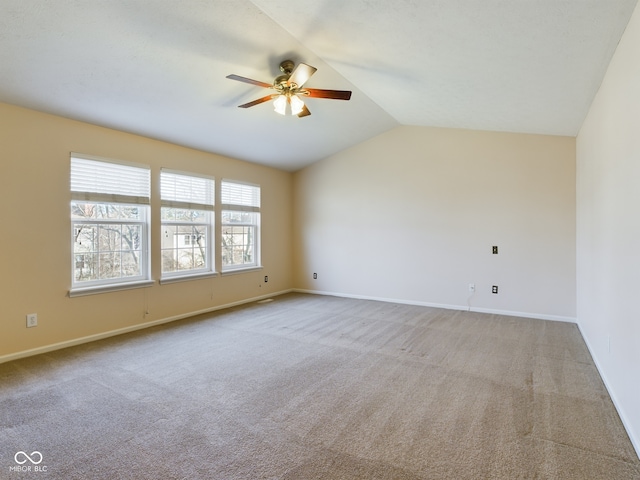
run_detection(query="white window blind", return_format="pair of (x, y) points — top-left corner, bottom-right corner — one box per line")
(221, 180), (260, 212)
(161, 170), (215, 211)
(71, 155), (150, 204)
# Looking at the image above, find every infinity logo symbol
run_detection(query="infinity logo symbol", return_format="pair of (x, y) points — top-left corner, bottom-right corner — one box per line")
(14, 451), (43, 465)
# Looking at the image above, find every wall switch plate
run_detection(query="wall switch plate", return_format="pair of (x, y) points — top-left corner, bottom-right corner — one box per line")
(468, 283), (475, 293)
(492, 286), (499, 294)
(26, 313), (38, 328)
(313, 273), (317, 279)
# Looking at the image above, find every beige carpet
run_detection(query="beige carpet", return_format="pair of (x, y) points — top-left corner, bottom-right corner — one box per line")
(1, 293), (638, 479)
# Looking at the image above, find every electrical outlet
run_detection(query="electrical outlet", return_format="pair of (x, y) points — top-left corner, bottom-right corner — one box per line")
(26, 313), (38, 328)
(492, 285), (499, 294)
(468, 283), (475, 293)
(492, 246), (498, 254)
(313, 273), (317, 279)
(264, 275), (268, 283)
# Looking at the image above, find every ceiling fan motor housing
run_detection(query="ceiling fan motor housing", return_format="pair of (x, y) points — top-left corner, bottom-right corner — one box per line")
(274, 74), (290, 88)
(275, 60), (296, 90)
(279, 60), (295, 75)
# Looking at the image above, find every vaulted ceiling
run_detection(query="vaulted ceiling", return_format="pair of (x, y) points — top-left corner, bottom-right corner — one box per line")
(0, 1), (637, 171)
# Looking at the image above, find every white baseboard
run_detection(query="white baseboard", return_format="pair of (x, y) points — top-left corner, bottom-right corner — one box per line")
(576, 323), (640, 459)
(0, 289), (293, 364)
(469, 306), (576, 323)
(293, 288), (577, 323)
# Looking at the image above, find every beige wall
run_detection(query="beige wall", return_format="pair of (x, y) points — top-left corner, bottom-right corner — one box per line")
(576, 1), (640, 455)
(293, 126), (576, 320)
(0, 102), (293, 359)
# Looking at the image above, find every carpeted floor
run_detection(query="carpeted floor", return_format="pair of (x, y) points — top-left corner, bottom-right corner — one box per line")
(1, 293), (638, 479)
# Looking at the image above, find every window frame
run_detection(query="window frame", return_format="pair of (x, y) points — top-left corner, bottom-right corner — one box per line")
(220, 180), (261, 273)
(69, 154), (152, 296)
(160, 169), (216, 281)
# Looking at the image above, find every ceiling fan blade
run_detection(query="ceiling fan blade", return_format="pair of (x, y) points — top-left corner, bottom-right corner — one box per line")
(287, 63), (317, 88)
(303, 88), (352, 100)
(226, 74), (273, 89)
(297, 105), (311, 118)
(238, 95), (277, 108)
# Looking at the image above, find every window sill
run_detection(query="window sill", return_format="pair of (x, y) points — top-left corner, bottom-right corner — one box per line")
(160, 272), (219, 285)
(69, 280), (155, 298)
(221, 266), (263, 276)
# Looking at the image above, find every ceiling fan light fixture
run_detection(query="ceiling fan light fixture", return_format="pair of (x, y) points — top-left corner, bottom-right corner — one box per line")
(228, 59), (351, 118)
(273, 95), (287, 115)
(290, 94), (305, 115)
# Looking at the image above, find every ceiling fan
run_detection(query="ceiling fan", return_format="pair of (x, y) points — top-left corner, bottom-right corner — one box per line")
(226, 59), (352, 117)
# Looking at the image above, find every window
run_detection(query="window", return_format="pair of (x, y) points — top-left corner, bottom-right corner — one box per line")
(70, 155), (151, 291)
(183, 234), (195, 245)
(160, 170), (215, 278)
(221, 180), (260, 271)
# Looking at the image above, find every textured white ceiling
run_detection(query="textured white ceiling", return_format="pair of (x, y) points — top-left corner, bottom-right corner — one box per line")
(0, 0), (637, 171)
